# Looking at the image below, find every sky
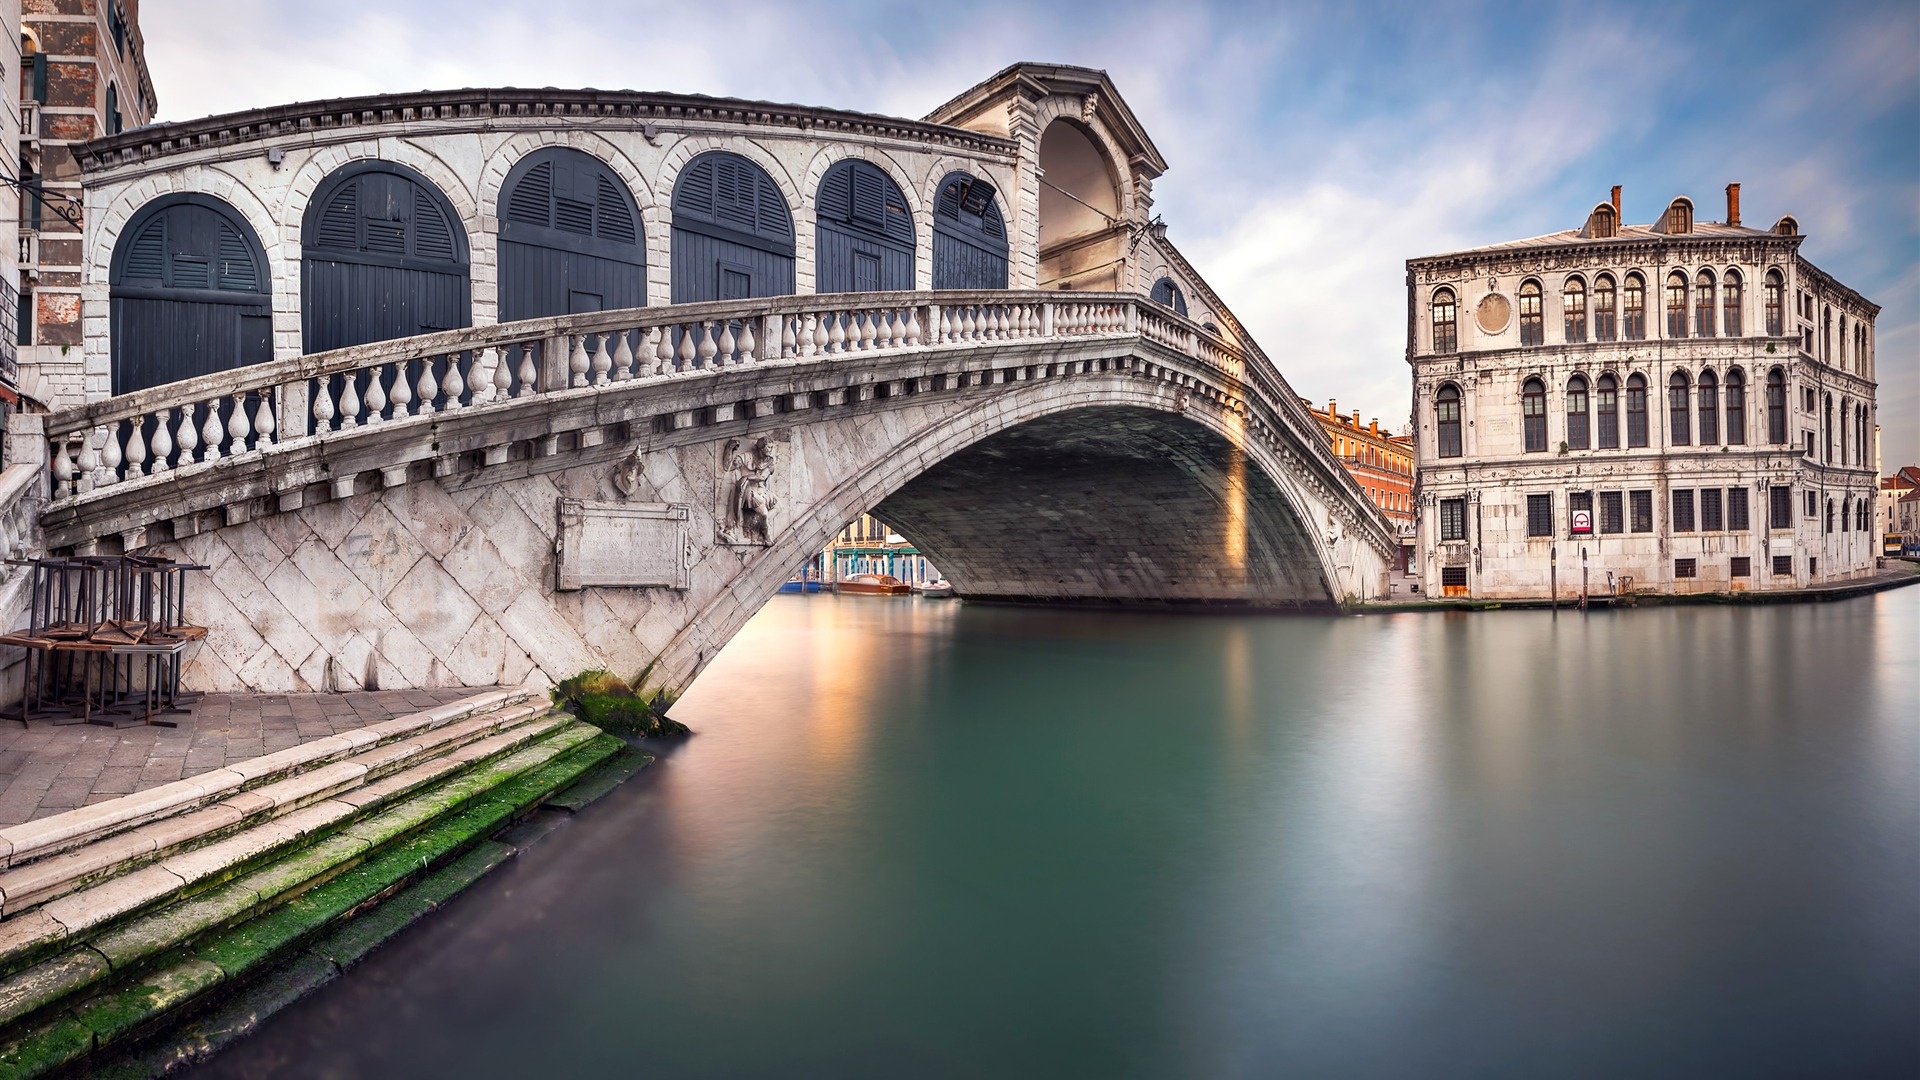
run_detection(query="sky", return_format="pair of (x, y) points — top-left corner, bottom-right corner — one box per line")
(140, 0), (1920, 463)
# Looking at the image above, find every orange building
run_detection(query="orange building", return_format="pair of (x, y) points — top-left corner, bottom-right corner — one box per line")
(1308, 399), (1415, 565)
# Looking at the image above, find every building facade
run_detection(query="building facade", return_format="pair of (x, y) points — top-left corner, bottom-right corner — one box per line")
(829, 514), (940, 584)
(1407, 185), (1880, 598)
(1, 0), (21, 407)
(1308, 399), (1413, 566)
(17, 0), (154, 408)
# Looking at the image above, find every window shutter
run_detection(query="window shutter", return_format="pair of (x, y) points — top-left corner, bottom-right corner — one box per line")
(411, 188), (456, 261)
(170, 256), (210, 290)
(596, 176), (637, 244)
(713, 159), (757, 232)
(755, 171), (791, 240)
(315, 182), (359, 249)
(216, 220), (257, 291)
(851, 164), (887, 228)
(820, 166), (853, 223)
(554, 197), (594, 236)
(505, 161), (553, 227)
(124, 218), (167, 282)
(678, 158), (716, 221)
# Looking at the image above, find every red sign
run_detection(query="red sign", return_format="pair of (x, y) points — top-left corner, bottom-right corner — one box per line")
(1571, 510), (1592, 535)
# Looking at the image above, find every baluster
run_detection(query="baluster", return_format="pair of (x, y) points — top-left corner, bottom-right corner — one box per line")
(807, 312), (827, 355)
(780, 316), (797, 359)
(826, 312), (846, 355)
(590, 334), (612, 385)
(365, 364), (389, 423)
(255, 391), (276, 446)
(51, 437), (75, 497)
(738, 317), (758, 362)
(178, 403), (202, 462)
(669, 323), (691, 371)
(966, 306), (982, 341)
(696, 322), (719, 368)
(125, 419), (148, 478)
(905, 307), (923, 347)
(516, 348), (539, 396)
(151, 410), (174, 472)
(716, 321), (736, 366)
(612, 331), (635, 380)
(568, 336), (590, 387)
(228, 393), (252, 453)
(100, 424), (122, 485)
(199, 401), (225, 461)
(649, 327), (670, 374)
(933, 306), (947, 344)
(390, 360), (415, 416)
(482, 346), (509, 402)
(443, 352), (466, 405)
(339, 371), (362, 428)
(793, 315), (813, 358)
(74, 429), (100, 493)
(416, 356), (440, 413)
(998, 307), (1013, 339)
(859, 311), (878, 351)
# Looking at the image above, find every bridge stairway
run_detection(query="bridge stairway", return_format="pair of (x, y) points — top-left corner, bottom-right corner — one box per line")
(0, 688), (630, 1077)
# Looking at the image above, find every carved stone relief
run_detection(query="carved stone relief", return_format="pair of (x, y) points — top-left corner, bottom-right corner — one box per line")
(1476, 293), (1511, 333)
(555, 499), (694, 591)
(718, 436), (783, 547)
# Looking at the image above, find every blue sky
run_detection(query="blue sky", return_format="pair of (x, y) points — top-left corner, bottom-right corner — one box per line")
(146, 1), (1919, 462)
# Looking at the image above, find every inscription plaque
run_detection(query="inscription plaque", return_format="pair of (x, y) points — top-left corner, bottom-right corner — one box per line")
(555, 499), (693, 591)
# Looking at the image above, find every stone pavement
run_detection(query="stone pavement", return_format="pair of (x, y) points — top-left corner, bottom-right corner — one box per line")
(0, 688), (494, 826)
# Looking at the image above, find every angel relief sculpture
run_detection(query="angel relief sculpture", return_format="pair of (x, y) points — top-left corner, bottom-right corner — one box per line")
(720, 437), (778, 546)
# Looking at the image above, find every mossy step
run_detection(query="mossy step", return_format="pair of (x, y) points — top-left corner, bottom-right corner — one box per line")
(0, 725), (612, 1061)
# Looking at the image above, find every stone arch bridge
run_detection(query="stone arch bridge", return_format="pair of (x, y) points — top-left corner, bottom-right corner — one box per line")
(8, 63), (1393, 697)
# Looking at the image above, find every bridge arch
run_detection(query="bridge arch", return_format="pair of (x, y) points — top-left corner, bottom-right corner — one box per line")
(108, 193), (273, 395)
(812, 158), (915, 294)
(496, 147), (647, 321)
(1037, 116), (1126, 291)
(669, 150), (797, 303)
(300, 160), (472, 352)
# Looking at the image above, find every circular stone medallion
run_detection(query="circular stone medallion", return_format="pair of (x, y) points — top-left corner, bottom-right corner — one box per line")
(1476, 293), (1511, 333)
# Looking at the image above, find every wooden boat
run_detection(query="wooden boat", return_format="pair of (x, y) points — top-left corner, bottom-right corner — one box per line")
(835, 573), (911, 596)
(912, 579), (954, 598)
(777, 577), (823, 594)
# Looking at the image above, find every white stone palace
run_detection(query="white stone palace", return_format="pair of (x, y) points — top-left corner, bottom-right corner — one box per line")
(1407, 186), (1880, 599)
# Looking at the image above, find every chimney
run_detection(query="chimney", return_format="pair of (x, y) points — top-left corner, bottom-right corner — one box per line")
(1352, 409), (1362, 428)
(1370, 418), (1379, 437)
(1327, 399), (1337, 419)
(1725, 182), (1741, 227)
(1611, 185), (1621, 215)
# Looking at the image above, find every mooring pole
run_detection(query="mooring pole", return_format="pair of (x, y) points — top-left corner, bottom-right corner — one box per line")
(1550, 546), (1558, 610)
(1581, 546), (1589, 610)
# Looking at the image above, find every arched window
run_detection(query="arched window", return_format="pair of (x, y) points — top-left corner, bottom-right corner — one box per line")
(931, 171), (1008, 290)
(1825, 498), (1834, 533)
(1841, 495), (1851, 533)
(1518, 281), (1544, 346)
(1435, 383), (1462, 458)
(1665, 198), (1694, 234)
(1839, 399), (1850, 465)
(1858, 407), (1868, 466)
(1566, 374), (1590, 450)
(1666, 272), (1689, 338)
(1823, 393), (1833, 462)
(1694, 269), (1715, 338)
(1722, 269), (1743, 338)
(1668, 371), (1691, 446)
(302, 161), (469, 354)
(106, 81), (121, 135)
(1522, 377), (1547, 452)
(1596, 373), (1619, 449)
(1563, 277), (1587, 344)
(1764, 270), (1784, 336)
(1431, 287), (1457, 354)
(1766, 367), (1787, 443)
(1623, 273), (1646, 340)
(671, 151), (795, 304)
(1587, 203), (1617, 239)
(1625, 373), (1649, 447)
(111, 194), (272, 394)
(1593, 274), (1617, 342)
(1150, 277), (1189, 316)
(816, 159), (915, 294)
(1822, 306), (1832, 362)
(1697, 369), (1719, 445)
(498, 148), (645, 321)
(1724, 367), (1746, 445)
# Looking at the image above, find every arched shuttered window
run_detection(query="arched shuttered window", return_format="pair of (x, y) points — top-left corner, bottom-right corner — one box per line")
(1566, 374), (1590, 450)
(1522, 377), (1547, 452)
(1697, 369), (1719, 445)
(671, 151), (795, 304)
(1623, 273), (1646, 340)
(1722, 269), (1743, 337)
(111, 194), (272, 395)
(1431, 287), (1457, 354)
(1668, 371), (1691, 446)
(1435, 383), (1462, 458)
(1596, 373), (1619, 449)
(1518, 281), (1543, 346)
(1625, 373), (1649, 447)
(1593, 274), (1616, 342)
(1563, 277), (1586, 343)
(1725, 368), (1746, 445)
(1766, 367), (1787, 444)
(815, 159), (914, 293)
(498, 148), (645, 321)
(930, 172), (1008, 290)
(1150, 277), (1188, 316)
(302, 161), (469, 354)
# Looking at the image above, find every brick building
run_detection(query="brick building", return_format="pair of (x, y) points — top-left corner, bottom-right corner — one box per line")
(17, 0), (155, 407)
(1307, 399), (1413, 566)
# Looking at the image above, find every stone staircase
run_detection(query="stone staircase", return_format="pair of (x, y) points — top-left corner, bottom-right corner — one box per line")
(0, 688), (629, 1078)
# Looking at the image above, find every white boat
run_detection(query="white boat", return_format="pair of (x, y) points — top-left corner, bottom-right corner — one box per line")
(913, 579), (955, 598)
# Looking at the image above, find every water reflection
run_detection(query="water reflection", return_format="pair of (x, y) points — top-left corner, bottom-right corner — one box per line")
(197, 590), (1920, 1079)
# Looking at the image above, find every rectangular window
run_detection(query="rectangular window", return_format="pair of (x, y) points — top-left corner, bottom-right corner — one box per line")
(1672, 489), (1695, 532)
(1773, 555), (1793, 576)
(13, 289), (29, 348)
(1441, 566), (1468, 592)
(1770, 486), (1792, 529)
(1439, 498), (1466, 542)
(1569, 491), (1593, 536)
(1805, 490), (1816, 519)
(1728, 488), (1750, 531)
(1731, 556), (1751, 578)
(1600, 491), (1624, 534)
(1701, 488), (1723, 531)
(1674, 558), (1698, 579)
(1809, 557), (1818, 577)
(1630, 490), (1653, 533)
(1527, 494), (1553, 537)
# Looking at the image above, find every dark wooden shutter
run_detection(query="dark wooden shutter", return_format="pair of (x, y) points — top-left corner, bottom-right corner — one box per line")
(671, 152), (795, 304)
(111, 195), (273, 394)
(498, 148), (646, 323)
(302, 163), (471, 353)
(815, 160), (914, 295)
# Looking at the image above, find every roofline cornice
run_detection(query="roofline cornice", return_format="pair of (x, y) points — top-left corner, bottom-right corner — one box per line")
(1407, 233), (1804, 275)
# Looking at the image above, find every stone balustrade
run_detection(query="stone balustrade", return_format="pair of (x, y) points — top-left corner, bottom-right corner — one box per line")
(42, 291), (1294, 503)
(0, 463), (45, 587)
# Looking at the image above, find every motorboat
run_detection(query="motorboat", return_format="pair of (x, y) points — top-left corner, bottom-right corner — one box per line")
(912, 579), (955, 598)
(777, 577), (824, 594)
(835, 573), (911, 596)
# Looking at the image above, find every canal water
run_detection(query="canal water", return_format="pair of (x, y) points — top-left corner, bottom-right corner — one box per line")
(197, 589), (1918, 1079)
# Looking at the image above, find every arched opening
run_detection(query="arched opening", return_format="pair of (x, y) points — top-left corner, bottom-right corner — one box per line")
(1521, 377), (1547, 451)
(1150, 277), (1188, 316)
(1593, 274), (1617, 342)
(815, 159), (914, 293)
(111, 194), (272, 395)
(498, 148), (645, 321)
(1669, 370), (1692, 446)
(1518, 280), (1544, 346)
(1596, 373), (1619, 448)
(1431, 287), (1457, 354)
(302, 161), (470, 353)
(1037, 119), (1122, 291)
(671, 151), (795, 303)
(1435, 383), (1462, 458)
(930, 172), (1008, 290)
(1697, 368), (1719, 445)
(1566, 374), (1590, 450)
(1766, 367), (1787, 443)
(1724, 367), (1746, 445)
(1563, 276), (1586, 343)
